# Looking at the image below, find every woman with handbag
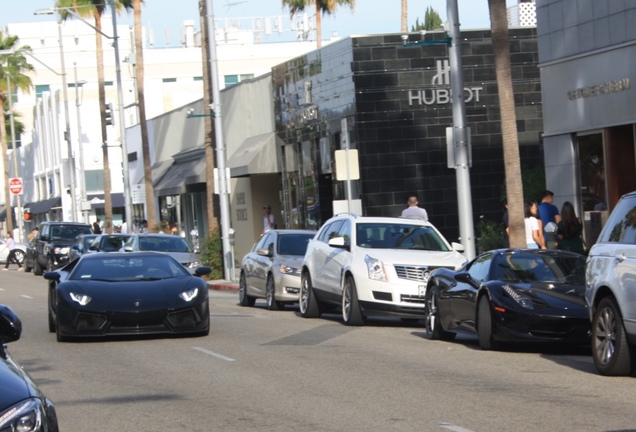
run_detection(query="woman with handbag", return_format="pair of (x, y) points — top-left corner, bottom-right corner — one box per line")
(556, 201), (586, 255)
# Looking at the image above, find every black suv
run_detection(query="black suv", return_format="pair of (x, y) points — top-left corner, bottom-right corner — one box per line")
(25, 221), (93, 275)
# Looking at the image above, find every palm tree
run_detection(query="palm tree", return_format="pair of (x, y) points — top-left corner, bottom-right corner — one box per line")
(198, 0), (219, 234)
(488, 0), (525, 248)
(401, 0), (408, 32)
(0, 32), (33, 236)
(133, 0), (157, 229)
(55, 0), (134, 234)
(282, 0), (356, 48)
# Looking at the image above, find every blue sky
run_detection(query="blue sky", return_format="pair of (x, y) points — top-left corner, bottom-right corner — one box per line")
(2, 1), (516, 47)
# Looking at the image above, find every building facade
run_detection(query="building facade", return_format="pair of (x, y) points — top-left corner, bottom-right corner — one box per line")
(273, 28), (544, 243)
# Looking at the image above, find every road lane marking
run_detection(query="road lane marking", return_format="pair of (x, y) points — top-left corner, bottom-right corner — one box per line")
(21, 295), (33, 299)
(437, 423), (476, 432)
(193, 347), (236, 362)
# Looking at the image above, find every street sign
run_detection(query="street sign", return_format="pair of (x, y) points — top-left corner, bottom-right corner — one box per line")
(9, 177), (23, 195)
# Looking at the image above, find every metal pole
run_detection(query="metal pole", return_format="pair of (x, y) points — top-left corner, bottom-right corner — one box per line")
(206, 0), (233, 281)
(447, 0), (476, 259)
(7, 75), (24, 242)
(57, 20), (78, 222)
(74, 63), (88, 224)
(109, 0), (133, 230)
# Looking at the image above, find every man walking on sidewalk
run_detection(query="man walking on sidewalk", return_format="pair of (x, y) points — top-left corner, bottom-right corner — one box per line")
(3, 232), (23, 271)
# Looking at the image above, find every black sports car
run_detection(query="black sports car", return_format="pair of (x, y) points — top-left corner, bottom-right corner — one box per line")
(44, 252), (212, 342)
(425, 249), (589, 350)
(0, 305), (59, 431)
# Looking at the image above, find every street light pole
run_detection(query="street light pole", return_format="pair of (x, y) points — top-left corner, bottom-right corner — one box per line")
(57, 20), (78, 222)
(447, 0), (476, 260)
(109, 0), (133, 230)
(206, 0), (233, 281)
(74, 63), (88, 223)
(6, 75), (24, 242)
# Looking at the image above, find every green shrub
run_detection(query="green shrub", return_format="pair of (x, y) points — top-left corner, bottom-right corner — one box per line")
(200, 228), (224, 280)
(476, 217), (505, 254)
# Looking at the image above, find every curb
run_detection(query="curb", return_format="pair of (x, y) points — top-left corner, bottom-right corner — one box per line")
(207, 280), (239, 292)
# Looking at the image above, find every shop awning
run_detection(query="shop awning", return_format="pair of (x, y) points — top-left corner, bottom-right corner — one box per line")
(87, 193), (125, 209)
(25, 197), (62, 214)
(154, 158), (206, 197)
(227, 132), (280, 178)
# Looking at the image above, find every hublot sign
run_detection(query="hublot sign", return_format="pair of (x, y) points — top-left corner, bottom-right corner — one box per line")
(408, 59), (483, 106)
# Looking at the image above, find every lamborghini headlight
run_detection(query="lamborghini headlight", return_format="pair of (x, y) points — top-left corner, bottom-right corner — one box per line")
(365, 255), (387, 282)
(502, 284), (533, 309)
(0, 398), (44, 432)
(179, 288), (199, 302)
(70, 292), (92, 306)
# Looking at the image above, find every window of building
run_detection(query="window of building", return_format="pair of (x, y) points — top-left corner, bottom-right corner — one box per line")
(35, 84), (50, 98)
(162, 78), (177, 83)
(193, 76), (203, 82)
(223, 74), (254, 88)
(84, 170), (104, 193)
(104, 81), (113, 86)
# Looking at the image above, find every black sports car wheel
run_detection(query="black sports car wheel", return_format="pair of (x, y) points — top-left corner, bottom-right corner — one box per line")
(299, 272), (321, 318)
(342, 276), (365, 326)
(34, 259), (43, 276)
(425, 284), (455, 341)
(266, 276), (283, 310)
(592, 297), (635, 376)
(55, 318), (67, 343)
(238, 273), (255, 307)
(48, 307), (55, 333)
(477, 295), (499, 350)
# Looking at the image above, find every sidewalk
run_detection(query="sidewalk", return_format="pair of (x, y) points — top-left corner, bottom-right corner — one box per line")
(207, 279), (239, 292)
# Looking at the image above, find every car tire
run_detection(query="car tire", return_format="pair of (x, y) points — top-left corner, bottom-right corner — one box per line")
(238, 272), (255, 307)
(477, 295), (499, 351)
(34, 259), (43, 276)
(592, 297), (635, 376)
(266, 276), (282, 311)
(425, 284), (455, 341)
(55, 318), (67, 343)
(13, 250), (25, 265)
(299, 271), (321, 318)
(342, 275), (365, 326)
(48, 307), (55, 333)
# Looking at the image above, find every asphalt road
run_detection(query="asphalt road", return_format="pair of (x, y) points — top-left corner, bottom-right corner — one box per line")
(2, 269), (635, 432)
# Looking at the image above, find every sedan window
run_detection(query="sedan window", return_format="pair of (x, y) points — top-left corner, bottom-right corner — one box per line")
(277, 234), (314, 256)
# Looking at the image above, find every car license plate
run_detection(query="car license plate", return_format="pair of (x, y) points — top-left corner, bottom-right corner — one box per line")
(418, 285), (426, 297)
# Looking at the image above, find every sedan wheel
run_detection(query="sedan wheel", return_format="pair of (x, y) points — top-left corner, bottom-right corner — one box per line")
(266, 276), (282, 311)
(299, 272), (321, 318)
(13, 250), (25, 265)
(477, 295), (499, 351)
(342, 276), (365, 326)
(238, 273), (255, 307)
(592, 297), (635, 376)
(425, 284), (455, 341)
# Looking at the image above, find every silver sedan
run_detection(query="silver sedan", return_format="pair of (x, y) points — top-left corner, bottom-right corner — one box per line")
(239, 229), (316, 310)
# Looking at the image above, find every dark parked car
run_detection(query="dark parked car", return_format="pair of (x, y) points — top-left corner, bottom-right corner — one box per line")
(44, 252), (212, 341)
(425, 249), (589, 350)
(0, 304), (59, 431)
(239, 229), (316, 310)
(25, 221), (93, 275)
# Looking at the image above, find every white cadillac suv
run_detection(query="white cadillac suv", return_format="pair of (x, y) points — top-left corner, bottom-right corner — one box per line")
(300, 213), (467, 325)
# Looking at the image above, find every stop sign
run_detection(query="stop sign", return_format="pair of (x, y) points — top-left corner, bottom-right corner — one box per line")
(9, 177), (23, 195)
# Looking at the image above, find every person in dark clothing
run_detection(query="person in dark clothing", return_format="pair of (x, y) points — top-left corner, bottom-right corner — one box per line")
(93, 218), (102, 234)
(556, 201), (586, 255)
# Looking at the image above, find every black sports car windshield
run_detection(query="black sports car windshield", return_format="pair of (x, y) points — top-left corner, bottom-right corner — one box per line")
(70, 255), (191, 281)
(356, 223), (450, 251)
(277, 233), (315, 255)
(493, 253), (586, 284)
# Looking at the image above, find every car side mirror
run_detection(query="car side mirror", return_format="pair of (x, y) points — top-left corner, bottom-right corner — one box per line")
(0, 305), (22, 344)
(43, 271), (61, 282)
(453, 272), (473, 285)
(194, 266), (212, 277)
(451, 242), (465, 252)
(328, 236), (349, 250)
(256, 248), (273, 257)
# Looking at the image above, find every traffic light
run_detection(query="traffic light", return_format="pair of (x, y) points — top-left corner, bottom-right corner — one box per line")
(23, 208), (32, 222)
(105, 103), (114, 126)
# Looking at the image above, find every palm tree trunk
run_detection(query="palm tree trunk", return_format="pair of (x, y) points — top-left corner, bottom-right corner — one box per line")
(401, 0), (408, 32)
(134, 0), (157, 227)
(199, 0), (219, 234)
(0, 97), (13, 235)
(94, 12), (114, 234)
(489, 0), (525, 248)
(315, 2), (322, 48)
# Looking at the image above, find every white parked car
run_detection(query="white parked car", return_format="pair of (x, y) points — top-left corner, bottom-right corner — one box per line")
(300, 213), (467, 325)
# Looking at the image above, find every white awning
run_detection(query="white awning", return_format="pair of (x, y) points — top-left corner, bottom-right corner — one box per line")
(227, 132), (280, 177)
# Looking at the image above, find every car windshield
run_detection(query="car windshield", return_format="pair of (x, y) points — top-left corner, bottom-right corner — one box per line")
(356, 223), (450, 251)
(51, 226), (93, 242)
(277, 233), (315, 255)
(71, 255), (191, 281)
(99, 235), (131, 252)
(493, 253), (586, 284)
(138, 236), (193, 252)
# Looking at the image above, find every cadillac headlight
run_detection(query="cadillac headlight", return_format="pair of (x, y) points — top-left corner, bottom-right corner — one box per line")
(70, 292), (92, 306)
(179, 288), (199, 302)
(502, 285), (533, 309)
(0, 399), (44, 432)
(365, 255), (387, 282)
